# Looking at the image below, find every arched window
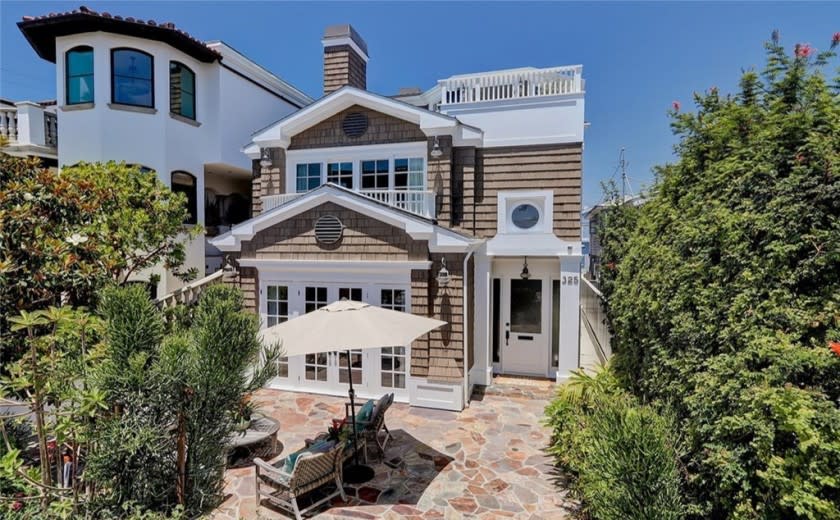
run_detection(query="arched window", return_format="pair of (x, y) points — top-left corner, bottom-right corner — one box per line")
(169, 61), (195, 120)
(171, 171), (197, 225)
(66, 46), (94, 105)
(111, 48), (154, 107)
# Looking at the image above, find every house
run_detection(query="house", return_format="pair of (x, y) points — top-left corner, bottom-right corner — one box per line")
(211, 25), (585, 410)
(584, 194), (644, 281)
(0, 98), (58, 167)
(16, 6), (313, 295)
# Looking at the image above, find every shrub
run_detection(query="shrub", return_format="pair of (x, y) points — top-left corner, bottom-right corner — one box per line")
(546, 367), (684, 520)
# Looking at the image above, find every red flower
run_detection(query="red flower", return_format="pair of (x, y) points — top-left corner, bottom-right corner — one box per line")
(672, 100), (681, 112)
(795, 153), (806, 164)
(794, 43), (814, 58)
(605, 261), (616, 271)
(832, 32), (840, 48)
(829, 341), (840, 357)
(12, 501), (23, 511)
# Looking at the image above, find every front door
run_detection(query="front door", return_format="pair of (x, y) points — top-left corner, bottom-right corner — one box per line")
(501, 278), (548, 375)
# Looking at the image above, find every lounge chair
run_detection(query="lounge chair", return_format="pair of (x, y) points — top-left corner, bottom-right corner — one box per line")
(254, 442), (346, 520)
(345, 392), (394, 462)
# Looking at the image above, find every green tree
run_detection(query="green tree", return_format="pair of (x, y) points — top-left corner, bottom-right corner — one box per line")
(0, 156), (200, 365)
(605, 34), (840, 518)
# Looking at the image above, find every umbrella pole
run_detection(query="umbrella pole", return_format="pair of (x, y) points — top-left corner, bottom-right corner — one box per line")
(343, 349), (374, 484)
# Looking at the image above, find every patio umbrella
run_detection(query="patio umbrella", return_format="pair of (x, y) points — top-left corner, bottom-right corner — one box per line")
(259, 299), (446, 483)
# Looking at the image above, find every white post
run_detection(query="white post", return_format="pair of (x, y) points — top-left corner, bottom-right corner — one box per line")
(15, 102), (46, 147)
(473, 246), (492, 385)
(557, 254), (582, 382)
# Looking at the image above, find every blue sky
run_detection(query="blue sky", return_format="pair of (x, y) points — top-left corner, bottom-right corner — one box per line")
(1, 1), (838, 207)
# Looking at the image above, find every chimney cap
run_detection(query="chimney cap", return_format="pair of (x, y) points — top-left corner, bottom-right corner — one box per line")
(323, 24), (368, 58)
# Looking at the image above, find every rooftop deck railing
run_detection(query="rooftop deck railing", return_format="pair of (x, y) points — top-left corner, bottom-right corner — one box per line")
(262, 189), (436, 219)
(439, 66), (583, 106)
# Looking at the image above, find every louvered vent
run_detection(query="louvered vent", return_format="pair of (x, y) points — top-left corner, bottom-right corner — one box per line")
(342, 112), (368, 138)
(314, 215), (344, 244)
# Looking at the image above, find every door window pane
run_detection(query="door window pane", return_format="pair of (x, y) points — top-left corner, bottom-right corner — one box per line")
(339, 287), (362, 301)
(381, 289), (408, 388)
(265, 285), (289, 377)
(510, 279), (542, 333)
(112, 49), (153, 107)
(327, 162), (353, 189)
(552, 280), (561, 366)
(338, 350), (363, 385)
(305, 286), (328, 313)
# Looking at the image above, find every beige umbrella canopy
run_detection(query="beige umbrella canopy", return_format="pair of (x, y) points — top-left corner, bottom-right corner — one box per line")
(258, 299), (446, 355)
(258, 298), (447, 484)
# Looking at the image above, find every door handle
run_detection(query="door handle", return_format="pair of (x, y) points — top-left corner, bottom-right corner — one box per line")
(505, 322), (510, 346)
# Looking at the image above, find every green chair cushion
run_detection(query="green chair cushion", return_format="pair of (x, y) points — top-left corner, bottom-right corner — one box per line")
(356, 399), (375, 424)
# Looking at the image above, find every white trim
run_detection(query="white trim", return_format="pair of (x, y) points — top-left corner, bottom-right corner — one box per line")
(242, 259), (430, 272)
(408, 378), (464, 411)
(210, 184), (479, 253)
(321, 36), (370, 63)
(245, 87), (482, 150)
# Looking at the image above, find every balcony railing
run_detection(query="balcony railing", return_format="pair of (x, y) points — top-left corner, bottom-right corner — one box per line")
(0, 102), (58, 155)
(439, 65), (583, 106)
(262, 189), (436, 219)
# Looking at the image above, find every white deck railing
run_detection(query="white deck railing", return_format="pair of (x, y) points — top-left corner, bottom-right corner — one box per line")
(262, 189), (436, 219)
(439, 65), (583, 105)
(0, 102), (58, 152)
(157, 269), (225, 309)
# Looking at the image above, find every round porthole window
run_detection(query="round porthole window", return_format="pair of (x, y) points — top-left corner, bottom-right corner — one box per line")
(314, 215), (344, 244)
(511, 204), (540, 230)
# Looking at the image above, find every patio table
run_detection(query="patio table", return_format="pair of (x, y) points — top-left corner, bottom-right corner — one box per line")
(227, 415), (280, 455)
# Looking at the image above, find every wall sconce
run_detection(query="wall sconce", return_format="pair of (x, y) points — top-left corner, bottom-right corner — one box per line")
(436, 257), (451, 287)
(520, 257), (531, 280)
(259, 148), (273, 169)
(430, 136), (443, 159)
(221, 255), (239, 275)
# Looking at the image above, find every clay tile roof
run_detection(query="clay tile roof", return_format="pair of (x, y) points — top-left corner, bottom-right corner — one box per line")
(18, 5), (221, 63)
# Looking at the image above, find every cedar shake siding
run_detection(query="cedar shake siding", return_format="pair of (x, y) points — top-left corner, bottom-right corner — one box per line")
(324, 44), (366, 94)
(472, 143), (582, 239)
(288, 105), (427, 150)
(410, 252), (465, 383)
(251, 147), (285, 216)
(241, 202), (427, 261)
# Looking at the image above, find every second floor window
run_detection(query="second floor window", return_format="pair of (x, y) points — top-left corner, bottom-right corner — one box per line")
(169, 61), (195, 120)
(361, 159), (389, 190)
(327, 162), (353, 189)
(171, 171), (197, 225)
(112, 48), (153, 108)
(66, 46), (94, 105)
(394, 158), (424, 190)
(296, 163), (322, 192)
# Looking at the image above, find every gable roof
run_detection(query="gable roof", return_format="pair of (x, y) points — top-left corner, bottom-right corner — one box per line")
(18, 5), (220, 63)
(243, 86), (483, 155)
(210, 183), (480, 253)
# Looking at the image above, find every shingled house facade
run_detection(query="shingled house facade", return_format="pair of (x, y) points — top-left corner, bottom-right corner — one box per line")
(213, 25), (585, 410)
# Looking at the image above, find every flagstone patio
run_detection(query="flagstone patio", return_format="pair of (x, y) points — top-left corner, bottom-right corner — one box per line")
(212, 380), (576, 519)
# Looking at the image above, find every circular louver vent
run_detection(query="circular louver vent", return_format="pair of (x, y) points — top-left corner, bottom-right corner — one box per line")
(342, 112), (368, 138)
(314, 215), (344, 244)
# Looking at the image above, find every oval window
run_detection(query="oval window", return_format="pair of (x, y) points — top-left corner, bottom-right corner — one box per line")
(511, 204), (540, 229)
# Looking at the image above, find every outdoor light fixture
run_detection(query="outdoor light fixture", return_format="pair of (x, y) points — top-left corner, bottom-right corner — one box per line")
(430, 136), (443, 159)
(259, 148), (272, 169)
(436, 257), (451, 287)
(520, 257), (531, 280)
(221, 256), (238, 274)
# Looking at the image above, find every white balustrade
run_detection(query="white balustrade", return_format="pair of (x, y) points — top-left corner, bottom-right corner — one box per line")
(439, 65), (583, 106)
(261, 189), (436, 219)
(0, 103), (58, 149)
(0, 108), (18, 142)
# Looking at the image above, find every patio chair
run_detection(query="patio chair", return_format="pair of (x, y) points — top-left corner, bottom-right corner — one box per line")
(254, 442), (346, 520)
(345, 392), (394, 462)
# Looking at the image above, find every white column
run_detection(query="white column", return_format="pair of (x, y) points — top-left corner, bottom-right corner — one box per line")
(15, 102), (46, 146)
(557, 255), (582, 382)
(471, 245), (492, 386)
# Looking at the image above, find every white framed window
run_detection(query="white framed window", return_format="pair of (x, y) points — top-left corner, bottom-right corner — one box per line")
(394, 158), (424, 190)
(361, 159), (389, 190)
(380, 288), (408, 389)
(296, 163), (322, 192)
(265, 285), (289, 377)
(304, 286), (329, 381)
(497, 190), (554, 234)
(327, 162), (353, 189)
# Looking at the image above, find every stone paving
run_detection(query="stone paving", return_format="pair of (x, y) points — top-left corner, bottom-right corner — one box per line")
(212, 380), (577, 519)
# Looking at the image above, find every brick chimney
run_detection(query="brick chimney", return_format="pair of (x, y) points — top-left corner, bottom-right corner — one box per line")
(322, 24), (369, 95)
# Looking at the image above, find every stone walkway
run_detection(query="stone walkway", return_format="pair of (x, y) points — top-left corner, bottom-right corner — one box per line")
(212, 381), (577, 519)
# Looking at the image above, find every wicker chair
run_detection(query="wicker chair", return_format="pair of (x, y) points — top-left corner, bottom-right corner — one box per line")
(346, 393), (394, 462)
(254, 442), (346, 520)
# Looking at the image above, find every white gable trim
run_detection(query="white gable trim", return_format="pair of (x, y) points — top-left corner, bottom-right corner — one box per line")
(209, 185), (479, 253)
(243, 87), (483, 155)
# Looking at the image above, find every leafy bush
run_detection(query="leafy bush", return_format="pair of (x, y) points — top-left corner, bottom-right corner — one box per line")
(599, 34), (840, 518)
(546, 367), (684, 520)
